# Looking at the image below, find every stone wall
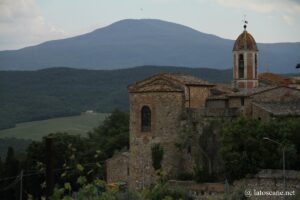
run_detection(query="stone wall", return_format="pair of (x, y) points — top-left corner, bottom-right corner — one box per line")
(251, 103), (271, 121)
(242, 98), (253, 117)
(206, 99), (228, 109)
(188, 86), (211, 108)
(168, 180), (232, 200)
(168, 170), (300, 200)
(129, 91), (184, 190)
(234, 169), (300, 200)
(106, 152), (129, 184)
(187, 108), (239, 120)
(229, 97), (243, 108)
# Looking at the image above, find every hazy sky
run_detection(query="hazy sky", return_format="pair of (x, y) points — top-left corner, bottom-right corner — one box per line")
(0, 0), (300, 50)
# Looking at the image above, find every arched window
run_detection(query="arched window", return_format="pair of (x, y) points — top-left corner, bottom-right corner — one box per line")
(238, 54), (244, 78)
(141, 106), (151, 132)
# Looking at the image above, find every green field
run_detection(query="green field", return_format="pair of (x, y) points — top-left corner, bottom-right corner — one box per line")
(0, 113), (109, 140)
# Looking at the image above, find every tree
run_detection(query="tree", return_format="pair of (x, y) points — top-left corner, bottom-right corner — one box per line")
(0, 157), (3, 177)
(23, 109), (130, 199)
(220, 118), (299, 182)
(4, 147), (19, 177)
(1, 147), (20, 200)
(198, 120), (223, 176)
(176, 119), (224, 182)
(87, 109), (129, 159)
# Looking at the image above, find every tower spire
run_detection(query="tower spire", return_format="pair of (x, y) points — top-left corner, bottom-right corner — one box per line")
(233, 18), (259, 89)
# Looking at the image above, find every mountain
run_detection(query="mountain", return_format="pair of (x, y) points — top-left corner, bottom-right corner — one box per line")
(0, 66), (232, 130)
(0, 19), (299, 73)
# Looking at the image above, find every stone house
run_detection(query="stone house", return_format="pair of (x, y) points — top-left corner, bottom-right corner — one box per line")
(205, 86), (300, 120)
(127, 73), (215, 189)
(105, 24), (300, 190)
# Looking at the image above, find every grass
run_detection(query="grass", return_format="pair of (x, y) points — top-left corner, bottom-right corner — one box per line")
(0, 112), (109, 141)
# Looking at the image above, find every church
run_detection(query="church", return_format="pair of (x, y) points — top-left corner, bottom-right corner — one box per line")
(106, 24), (300, 190)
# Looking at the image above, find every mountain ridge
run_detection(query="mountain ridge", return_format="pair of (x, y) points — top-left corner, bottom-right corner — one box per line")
(0, 19), (299, 73)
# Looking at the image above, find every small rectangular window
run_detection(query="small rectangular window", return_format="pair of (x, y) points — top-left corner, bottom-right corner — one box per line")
(241, 97), (245, 106)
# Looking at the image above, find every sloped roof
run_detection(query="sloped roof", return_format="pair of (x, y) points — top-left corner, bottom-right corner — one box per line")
(160, 73), (213, 86)
(210, 83), (233, 95)
(233, 31), (258, 51)
(128, 73), (214, 93)
(253, 102), (300, 116)
(259, 72), (291, 85)
(228, 86), (277, 97)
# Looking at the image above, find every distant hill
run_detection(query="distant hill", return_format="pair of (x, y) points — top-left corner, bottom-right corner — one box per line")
(0, 66), (232, 129)
(0, 19), (299, 73)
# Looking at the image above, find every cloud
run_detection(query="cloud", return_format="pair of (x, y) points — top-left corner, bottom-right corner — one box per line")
(215, 0), (300, 14)
(290, 0), (300, 4)
(214, 0), (300, 27)
(0, 0), (66, 50)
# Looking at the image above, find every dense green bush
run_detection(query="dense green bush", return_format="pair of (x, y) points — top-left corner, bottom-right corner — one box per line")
(221, 117), (300, 181)
(142, 183), (193, 200)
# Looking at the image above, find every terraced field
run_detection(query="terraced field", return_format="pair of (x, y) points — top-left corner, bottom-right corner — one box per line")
(0, 112), (109, 140)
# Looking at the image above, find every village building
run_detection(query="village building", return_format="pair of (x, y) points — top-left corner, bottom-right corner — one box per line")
(105, 24), (300, 192)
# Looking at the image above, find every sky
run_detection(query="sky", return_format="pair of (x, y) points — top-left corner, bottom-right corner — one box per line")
(0, 0), (299, 50)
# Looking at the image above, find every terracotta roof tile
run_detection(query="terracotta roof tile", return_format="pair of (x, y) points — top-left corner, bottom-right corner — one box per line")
(233, 31), (258, 51)
(160, 73), (214, 86)
(259, 72), (291, 85)
(128, 72), (215, 93)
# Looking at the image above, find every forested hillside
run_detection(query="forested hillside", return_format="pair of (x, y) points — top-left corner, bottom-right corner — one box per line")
(0, 66), (232, 130)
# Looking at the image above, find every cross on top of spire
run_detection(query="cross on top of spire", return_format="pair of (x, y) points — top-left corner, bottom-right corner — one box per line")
(243, 15), (248, 31)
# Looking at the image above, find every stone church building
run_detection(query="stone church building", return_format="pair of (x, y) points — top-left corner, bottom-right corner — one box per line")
(106, 25), (300, 190)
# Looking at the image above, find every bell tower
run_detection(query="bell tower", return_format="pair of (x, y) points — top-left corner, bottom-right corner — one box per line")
(232, 22), (259, 89)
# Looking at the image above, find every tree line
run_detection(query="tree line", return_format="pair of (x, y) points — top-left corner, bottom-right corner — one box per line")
(0, 67), (233, 130)
(0, 110), (300, 199)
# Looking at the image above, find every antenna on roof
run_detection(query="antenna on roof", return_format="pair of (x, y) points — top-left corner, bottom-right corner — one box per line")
(243, 15), (248, 30)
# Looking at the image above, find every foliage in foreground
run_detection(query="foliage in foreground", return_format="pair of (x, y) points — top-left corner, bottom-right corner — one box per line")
(50, 171), (193, 200)
(221, 117), (300, 181)
(0, 109), (129, 200)
(50, 181), (193, 200)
